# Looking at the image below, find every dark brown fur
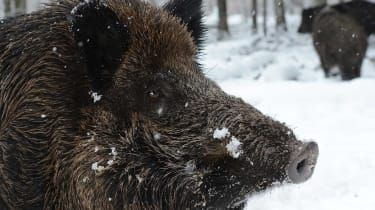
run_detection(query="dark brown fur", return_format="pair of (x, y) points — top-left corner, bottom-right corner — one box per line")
(312, 8), (368, 80)
(0, 0), (317, 209)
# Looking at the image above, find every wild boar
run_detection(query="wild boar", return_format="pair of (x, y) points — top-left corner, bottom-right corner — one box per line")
(0, 0), (319, 209)
(312, 7), (367, 80)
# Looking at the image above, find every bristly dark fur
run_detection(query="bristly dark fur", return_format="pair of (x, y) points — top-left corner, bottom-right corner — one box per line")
(0, 0), (314, 209)
(164, 0), (206, 50)
(70, 0), (131, 92)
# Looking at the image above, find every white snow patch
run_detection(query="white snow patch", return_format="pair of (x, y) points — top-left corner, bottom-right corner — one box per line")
(91, 162), (104, 172)
(136, 174), (144, 183)
(153, 132), (161, 140)
(89, 91), (102, 103)
(226, 137), (242, 159)
(185, 160), (196, 174)
(86, 132), (95, 141)
(213, 127), (230, 139)
(149, 91), (155, 97)
(110, 147), (118, 156)
(41, 114), (47, 118)
(82, 176), (89, 183)
(71, 1), (90, 15)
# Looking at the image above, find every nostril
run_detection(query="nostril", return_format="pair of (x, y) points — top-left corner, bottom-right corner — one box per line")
(287, 141), (319, 184)
(296, 159), (307, 174)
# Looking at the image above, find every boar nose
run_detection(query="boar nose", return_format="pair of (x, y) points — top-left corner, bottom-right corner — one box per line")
(287, 142), (319, 184)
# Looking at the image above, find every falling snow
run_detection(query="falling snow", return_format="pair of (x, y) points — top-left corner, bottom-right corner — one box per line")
(157, 107), (163, 115)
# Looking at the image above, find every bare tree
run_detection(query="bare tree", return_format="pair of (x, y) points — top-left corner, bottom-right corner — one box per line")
(3, 0), (26, 16)
(147, 0), (163, 5)
(263, 0), (267, 35)
(251, 0), (258, 33)
(4, 0), (12, 15)
(148, 0), (156, 5)
(217, 0), (229, 39)
(275, 0), (287, 31)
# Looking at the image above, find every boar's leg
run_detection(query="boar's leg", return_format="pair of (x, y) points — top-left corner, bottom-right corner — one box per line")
(339, 59), (362, 80)
(315, 44), (332, 78)
(322, 63), (331, 78)
(319, 55), (331, 78)
(353, 58), (363, 79)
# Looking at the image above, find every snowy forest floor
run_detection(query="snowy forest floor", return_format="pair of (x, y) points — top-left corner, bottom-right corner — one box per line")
(202, 14), (375, 210)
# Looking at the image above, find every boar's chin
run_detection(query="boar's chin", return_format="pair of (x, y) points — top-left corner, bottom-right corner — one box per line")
(201, 165), (287, 209)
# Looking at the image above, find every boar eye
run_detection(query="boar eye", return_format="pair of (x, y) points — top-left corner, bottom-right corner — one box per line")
(149, 90), (160, 99)
(148, 89), (165, 101)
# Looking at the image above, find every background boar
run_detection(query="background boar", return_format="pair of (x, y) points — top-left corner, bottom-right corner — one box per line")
(0, 0), (319, 209)
(298, 0), (375, 35)
(312, 7), (367, 80)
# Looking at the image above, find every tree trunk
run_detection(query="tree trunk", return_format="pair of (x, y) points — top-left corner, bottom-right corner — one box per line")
(275, 0), (287, 31)
(251, 0), (258, 33)
(3, 0), (27, 16)
(148, 0), (157, 5)
(217, 0), (229, 39)
(4, 0), (12, 16)
(316, 0), (327, 4)
(15, 0), (26, 14)
(263, 0), (267, 35)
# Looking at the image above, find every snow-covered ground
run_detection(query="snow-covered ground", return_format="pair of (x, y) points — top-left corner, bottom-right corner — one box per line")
(203, 14), (375, 210)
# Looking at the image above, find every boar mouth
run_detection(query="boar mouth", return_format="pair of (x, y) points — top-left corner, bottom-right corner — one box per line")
(228, 193), (251, 209)
(226, 180), (284, 209)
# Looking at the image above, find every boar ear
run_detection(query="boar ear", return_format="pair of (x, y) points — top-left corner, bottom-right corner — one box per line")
(164, 0), (206, 50)
(70, 0), (130, 92)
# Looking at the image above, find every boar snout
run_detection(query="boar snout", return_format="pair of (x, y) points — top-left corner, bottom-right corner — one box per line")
(287, 142), (319, 184)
